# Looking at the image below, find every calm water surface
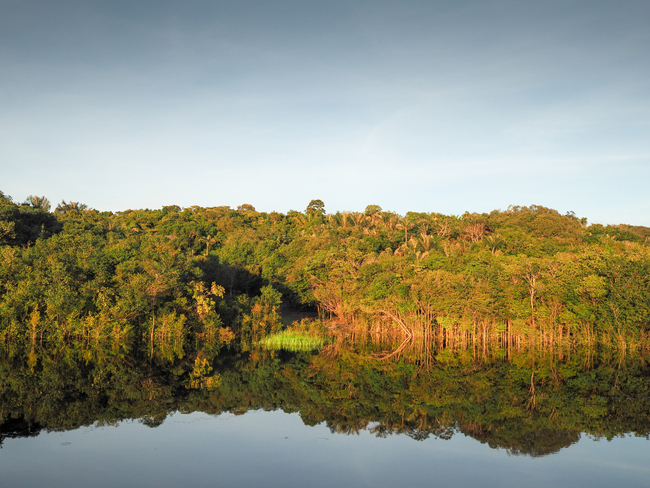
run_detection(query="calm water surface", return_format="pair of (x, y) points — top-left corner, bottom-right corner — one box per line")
(1, 345), (649, 487)
(2, 410), (649, 488)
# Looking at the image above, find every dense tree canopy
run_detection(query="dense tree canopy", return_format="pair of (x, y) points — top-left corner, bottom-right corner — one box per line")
(0, 190), (649, 354)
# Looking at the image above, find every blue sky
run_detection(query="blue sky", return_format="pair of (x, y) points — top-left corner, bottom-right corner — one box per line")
(1, 0), (649, 224)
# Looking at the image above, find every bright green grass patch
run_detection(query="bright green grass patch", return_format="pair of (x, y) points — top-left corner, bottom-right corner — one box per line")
(258, 330), (327, 351)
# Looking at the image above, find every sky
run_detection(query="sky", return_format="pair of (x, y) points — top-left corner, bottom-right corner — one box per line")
(1, 0), (649, 224)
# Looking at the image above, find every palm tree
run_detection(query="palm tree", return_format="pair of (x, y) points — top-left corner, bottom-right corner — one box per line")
(341, 212), (349, 228)
(351, 212), (366, 229)
(26, 195), (51, 212)
(396, 219), (413, 244)
(420, 232), (433, 251)
(55, 200), (88, 214)
(201, 234), (218, 256)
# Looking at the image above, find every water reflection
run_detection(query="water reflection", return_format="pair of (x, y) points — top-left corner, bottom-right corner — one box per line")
(2, 411), (649, 488)
(1, 340), (649, 460)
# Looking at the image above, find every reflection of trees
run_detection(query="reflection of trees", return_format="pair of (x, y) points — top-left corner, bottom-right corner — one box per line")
(0, 417), (41, 448)
(480, 429), (582, 457)
(368, 421), (455, 441)
(1, 343), (649, 458)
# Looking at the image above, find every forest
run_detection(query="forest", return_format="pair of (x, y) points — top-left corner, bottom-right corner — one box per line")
(1, 190), (650, 356)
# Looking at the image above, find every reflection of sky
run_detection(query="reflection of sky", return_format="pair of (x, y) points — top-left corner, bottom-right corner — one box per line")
(1, 410), (649, 488)
(1, 1), (649, 224)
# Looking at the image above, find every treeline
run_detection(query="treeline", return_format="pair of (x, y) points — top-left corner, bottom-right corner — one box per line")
(1, 190), (649, 351)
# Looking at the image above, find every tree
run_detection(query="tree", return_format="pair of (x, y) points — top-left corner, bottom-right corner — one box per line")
(306, 199), (325, 216)
(200, 234), (218, 256)
(55, 201), (88, 214)
(0, 193), (17, 244)
(25, 196), (51, 212)
(364, 205), (382, 216)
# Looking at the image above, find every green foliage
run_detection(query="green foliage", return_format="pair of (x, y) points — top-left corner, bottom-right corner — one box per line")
(1, 190), (649, 458)
(0, 192), (61, 246)
(306, 199), (325, 216)
(0, 189), (648, 353)
(258, 329), (327, 351)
